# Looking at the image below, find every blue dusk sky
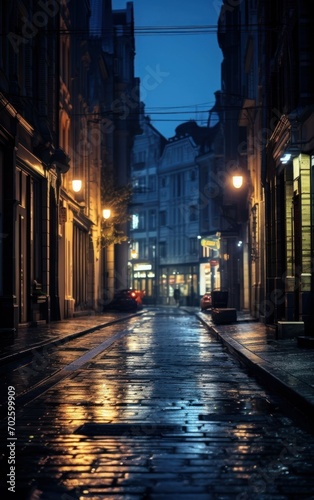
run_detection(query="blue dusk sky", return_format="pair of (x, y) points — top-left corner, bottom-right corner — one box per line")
(112, 0), (223, 139)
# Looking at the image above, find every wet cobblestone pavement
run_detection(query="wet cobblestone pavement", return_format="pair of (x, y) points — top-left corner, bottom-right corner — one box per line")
(1, 308), (314, 499)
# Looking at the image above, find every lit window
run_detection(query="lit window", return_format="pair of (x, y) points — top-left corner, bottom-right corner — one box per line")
(132, 214), (139, 230)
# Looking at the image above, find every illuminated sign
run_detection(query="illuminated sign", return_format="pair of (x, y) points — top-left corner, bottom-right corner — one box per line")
(210, 259), (219, 267)
(201, 236), (220, 249)
(133, 263), (152, 271)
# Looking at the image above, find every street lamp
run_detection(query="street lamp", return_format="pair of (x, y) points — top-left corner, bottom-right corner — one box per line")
(72, 179), (82, 192)
(232, 174), (243, 189)
(103, 208), (111, 220)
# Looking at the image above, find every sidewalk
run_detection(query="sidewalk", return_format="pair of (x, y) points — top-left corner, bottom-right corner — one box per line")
(196, 310), (314, 420)
(0, 311), (143, 365)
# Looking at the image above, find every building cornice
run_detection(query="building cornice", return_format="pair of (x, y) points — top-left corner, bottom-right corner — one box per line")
(0, 92), (34, 136)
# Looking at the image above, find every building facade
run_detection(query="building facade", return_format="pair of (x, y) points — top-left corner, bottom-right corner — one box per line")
(130, 116), (222, 305)
(0, 0), (138, 333)
(129, 110), (166, 303)
(158, 127), (200, 306)
(217, 0), (314, 333)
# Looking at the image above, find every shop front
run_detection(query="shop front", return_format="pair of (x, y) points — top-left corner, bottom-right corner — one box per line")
(131, 262), (155, 304)
(159, 265), (199, 306)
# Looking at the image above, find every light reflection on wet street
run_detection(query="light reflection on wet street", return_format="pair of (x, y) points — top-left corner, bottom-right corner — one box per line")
(2, 308), (314, 499)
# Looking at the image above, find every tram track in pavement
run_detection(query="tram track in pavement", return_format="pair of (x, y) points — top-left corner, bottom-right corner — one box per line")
(0, 312), (147, 421)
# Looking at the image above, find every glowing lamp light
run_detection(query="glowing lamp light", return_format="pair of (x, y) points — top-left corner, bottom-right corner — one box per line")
(280, 153), (291, 164)
(102, 208), (111, 220)
(72, 179), (82, 192)
(232, 175), (243, 189)
(131, 249), (138, 259)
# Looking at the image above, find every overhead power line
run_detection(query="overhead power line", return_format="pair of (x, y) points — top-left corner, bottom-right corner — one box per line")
(1, 22), (283, 38)
(127, 23), (280, 35)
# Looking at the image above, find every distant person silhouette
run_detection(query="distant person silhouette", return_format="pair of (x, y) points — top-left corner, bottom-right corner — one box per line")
(174, 288), (180, 307)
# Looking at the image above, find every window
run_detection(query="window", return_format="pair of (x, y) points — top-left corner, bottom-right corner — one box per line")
(138, 239), (146, 257)
(189, 238), (198, 255)
(148, 175), (156, 192)
(133, 176), (146, 192)
(130, 241), (139, 257)
(148, 209), (156, 230)
(132, 151), (147, 170)
(172, 173), (179, 197)
(148, 238), (156, 260)
(132, 212), (148, 231)
(172, 173), (183, 198)
(131, 214), (139, 230)
(138, 211), (146, 230)
(189, 205), (198, 222)
(136, 151), (146, 163)
(159, 241), (167, 258)
(159, 210), (167, 226)
(177, 174), (181, 197)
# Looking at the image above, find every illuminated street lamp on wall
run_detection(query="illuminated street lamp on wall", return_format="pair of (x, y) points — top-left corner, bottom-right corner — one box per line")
(72, 179), (82, 192)
(102, 208), (111, 220)
(232, 174), (243, 189)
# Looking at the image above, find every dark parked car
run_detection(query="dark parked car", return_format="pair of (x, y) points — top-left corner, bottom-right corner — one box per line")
(129, 289), (144, 308)
(107, 289), (143, 311)
(200, 292), (212, 311)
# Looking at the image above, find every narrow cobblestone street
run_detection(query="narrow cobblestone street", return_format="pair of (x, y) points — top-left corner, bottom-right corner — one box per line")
(1, 308), (314, 499)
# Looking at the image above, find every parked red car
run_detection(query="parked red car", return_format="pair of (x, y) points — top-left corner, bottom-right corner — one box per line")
(200, 292), (212, 311)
